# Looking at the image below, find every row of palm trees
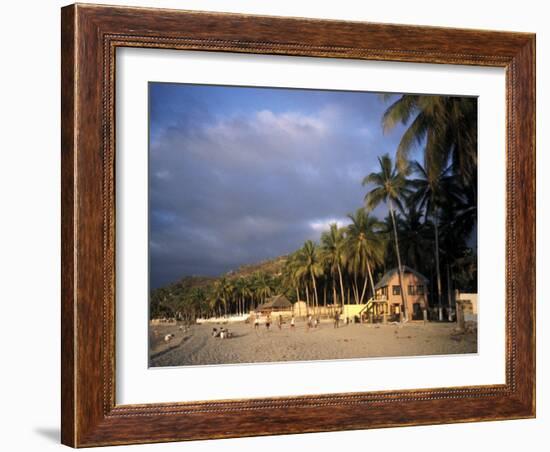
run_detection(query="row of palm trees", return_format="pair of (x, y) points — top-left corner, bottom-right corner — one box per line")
(150, 94), (477, 322)
(373, 94), (477, 320)
(284, 212), (383, 316)
(283, 149), (475, 321)
(151, 153), (475, 322)
(150, 270), (284, 321)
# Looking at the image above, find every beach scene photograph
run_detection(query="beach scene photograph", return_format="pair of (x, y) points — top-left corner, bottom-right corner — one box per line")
(148, 82), (478, 367)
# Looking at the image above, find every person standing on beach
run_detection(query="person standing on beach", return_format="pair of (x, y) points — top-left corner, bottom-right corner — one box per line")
(334, 311), (340, 328)
(254, 315), (260, 331)
(290, 316), (295, 331)
(307, 314), (313, 332)
(278, 314), (283, 330)
(266, 314), (271, 330)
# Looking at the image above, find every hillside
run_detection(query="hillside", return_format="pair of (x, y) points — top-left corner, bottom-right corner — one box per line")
(156, 254), (288, 293)
(225, 255), (288, 279)
(150, 255), (289, 318)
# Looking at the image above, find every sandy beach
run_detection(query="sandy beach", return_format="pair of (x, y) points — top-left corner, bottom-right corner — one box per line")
(149, 320), (477, 367)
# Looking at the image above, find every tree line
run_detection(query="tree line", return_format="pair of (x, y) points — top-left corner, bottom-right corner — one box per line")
(150, 94), (477, 322)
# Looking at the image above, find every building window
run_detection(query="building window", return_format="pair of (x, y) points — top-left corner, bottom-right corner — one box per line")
(408, 285), (416, 295)
(416, 285), (425, 295)
(392, 285), (401, 295)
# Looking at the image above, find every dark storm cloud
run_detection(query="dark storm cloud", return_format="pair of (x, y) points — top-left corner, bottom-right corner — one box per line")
(149, 84), (406, 288)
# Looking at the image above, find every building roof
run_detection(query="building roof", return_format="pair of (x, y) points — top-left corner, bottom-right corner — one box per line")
(374, 266), (429, 290)
(256, 294), (292, 310)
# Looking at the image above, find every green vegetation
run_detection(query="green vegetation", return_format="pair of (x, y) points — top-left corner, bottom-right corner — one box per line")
(150, 94), (477, 322)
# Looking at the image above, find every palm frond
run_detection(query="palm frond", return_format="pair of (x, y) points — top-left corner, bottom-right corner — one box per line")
(382, 95), (419, 133)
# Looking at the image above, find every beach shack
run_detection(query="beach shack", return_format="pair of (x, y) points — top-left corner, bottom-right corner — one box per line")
(255, 295), (293, 315)
(374, 266), (429, 321)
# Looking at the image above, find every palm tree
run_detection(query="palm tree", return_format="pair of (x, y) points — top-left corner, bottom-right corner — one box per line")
(409, 159), (459, 320)
(150, 287), (175, 320)
(213, 277), (234, 317)
(439, 195), (478, 312)
(379, 214), (397, 272)
(363, 153), (410, 321)
(254, 272), (272, 305)
(234, 277), (252, 316)
(209, 287), (222, 318)
(282, 252), (302, 311)
(320, 223), (347, 312)
(446, 175), (477, 243)
(396, 204), (433, 274)
(295, 240), (323, 314)
(345, 209), (384, 304)
(382, 94), (477, 187)
(189, 287), (208, 319)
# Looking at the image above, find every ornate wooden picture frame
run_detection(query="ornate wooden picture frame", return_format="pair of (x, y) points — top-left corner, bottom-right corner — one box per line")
(61, 3), (535, 447)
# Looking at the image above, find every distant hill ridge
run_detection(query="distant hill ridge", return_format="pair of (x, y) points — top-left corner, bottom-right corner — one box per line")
(225, 255), (288, 279)
(166, 254), (288, 290)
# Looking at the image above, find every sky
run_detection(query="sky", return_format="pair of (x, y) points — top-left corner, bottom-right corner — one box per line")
(149, 83), (412, 289)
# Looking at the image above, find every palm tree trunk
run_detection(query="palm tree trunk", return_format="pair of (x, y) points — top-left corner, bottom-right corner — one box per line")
(389, 199), (408, 321)
(305, 284), (310, 316)
(353, 273), (359, 304)
(311, 271), (319, 315)
(359, 271), (368, 304)
(361, 259), (374, 303)
(366, 259), (376, 300)
(337, 264), (346, 314)
(332, 276), (337, 307)
(434, 215), (443, 321)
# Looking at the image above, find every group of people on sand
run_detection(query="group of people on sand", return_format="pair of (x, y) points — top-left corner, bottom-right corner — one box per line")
(211, 327), (232, 339)
(250, 311), (346, 332)
(306, 314), (320, 330)
(253, 313), (296, 332)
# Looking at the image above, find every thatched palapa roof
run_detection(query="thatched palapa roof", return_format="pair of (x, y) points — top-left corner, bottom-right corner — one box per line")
(256, 294), (292, 311)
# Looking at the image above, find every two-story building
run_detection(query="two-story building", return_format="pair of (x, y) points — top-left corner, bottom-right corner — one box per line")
(374, 266), (429, 321)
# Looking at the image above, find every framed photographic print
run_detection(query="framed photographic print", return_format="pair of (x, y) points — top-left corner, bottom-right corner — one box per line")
(61, 3), (536, 447)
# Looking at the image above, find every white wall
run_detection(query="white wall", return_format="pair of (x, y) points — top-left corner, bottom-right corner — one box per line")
(0, 1), (546, 451)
